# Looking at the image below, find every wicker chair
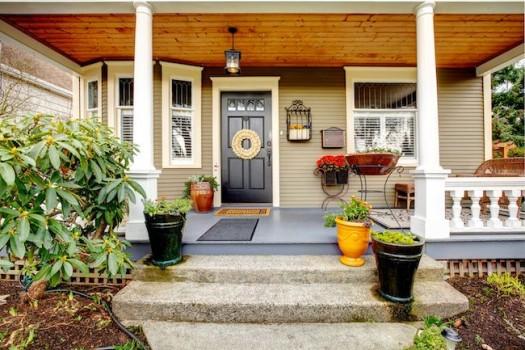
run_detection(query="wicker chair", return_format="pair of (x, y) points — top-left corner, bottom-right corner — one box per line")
(473, 158), (525, 211)
(474, 158), (525, 177)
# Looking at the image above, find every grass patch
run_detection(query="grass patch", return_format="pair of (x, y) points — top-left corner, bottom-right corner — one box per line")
(487, 273), (525, 297)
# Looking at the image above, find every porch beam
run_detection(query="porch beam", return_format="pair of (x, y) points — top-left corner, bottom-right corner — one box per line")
(126, 0), (160, 241)
(0, 0), (523, 14)
(410, 0), (451, 240)
(476, 43), (525, 77)
(0, 19), (81, 74)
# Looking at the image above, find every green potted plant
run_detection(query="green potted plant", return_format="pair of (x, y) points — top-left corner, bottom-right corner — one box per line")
(371, 230), (425, 303)
(324, 197), (372, 267)
(346, 146), (401, 175)
(143, 198), (192, 267)
(183, 175), (219, 213)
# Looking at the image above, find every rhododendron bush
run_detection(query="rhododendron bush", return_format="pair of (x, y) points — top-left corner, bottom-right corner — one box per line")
(0, 114), (145, 286)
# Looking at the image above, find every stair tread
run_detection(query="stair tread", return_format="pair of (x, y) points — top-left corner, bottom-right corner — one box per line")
(113, 280), (468, 322)
(142, 321), (418, 350)
(133, 254), (444, 283)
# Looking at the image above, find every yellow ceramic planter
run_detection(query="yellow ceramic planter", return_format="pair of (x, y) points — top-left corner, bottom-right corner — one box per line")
(335, 217), (371, 267)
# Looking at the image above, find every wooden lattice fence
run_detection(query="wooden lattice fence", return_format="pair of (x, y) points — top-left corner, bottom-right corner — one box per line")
(442, 259), (525, 278)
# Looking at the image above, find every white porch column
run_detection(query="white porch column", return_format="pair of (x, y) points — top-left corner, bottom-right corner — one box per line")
(126, 1), (160, 241)
(410, 0), (451, 239)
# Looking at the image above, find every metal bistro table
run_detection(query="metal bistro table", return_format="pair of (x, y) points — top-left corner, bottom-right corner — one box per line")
(350, 163), (405, 208)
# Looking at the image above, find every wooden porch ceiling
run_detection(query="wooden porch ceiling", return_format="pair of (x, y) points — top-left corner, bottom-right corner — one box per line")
(1, 14), (523, 68)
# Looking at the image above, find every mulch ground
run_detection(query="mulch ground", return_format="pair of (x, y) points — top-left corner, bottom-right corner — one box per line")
(446, 276), (525, 350)
(0, 280), (148, 350)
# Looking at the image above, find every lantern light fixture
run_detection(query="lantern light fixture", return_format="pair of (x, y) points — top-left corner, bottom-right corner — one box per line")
(225, 27), (241, 74)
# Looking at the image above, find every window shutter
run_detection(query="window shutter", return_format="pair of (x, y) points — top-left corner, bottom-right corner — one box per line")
(120, 109), (134, 143)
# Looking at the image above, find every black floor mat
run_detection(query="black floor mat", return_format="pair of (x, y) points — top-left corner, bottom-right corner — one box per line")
(197, 218), (259, 241)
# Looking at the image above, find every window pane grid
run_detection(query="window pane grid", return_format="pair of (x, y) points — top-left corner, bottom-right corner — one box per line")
(355, 83), (417, 109)
(118, 78), (134, 107)
(354, 111), (416, 157)
(87, 81), (98, 110)
(172, 80), (192, 108)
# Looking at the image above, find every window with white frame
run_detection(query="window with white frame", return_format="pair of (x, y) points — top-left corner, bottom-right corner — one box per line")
(353, 82), (416, 158)
(117, 77), (134, 143)
(170, 79), (193, 163)
(86, 80), (98, 118)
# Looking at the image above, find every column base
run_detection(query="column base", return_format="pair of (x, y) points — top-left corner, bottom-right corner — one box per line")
(126, 169), (161, 242)
(410, 168), (451, 240)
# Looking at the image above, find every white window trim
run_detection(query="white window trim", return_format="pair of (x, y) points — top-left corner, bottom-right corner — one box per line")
(161, 61), (203, 169)
(79, 62), (102, 120)
(106, 61), (134, 136)
(115, 75), (134, 142)
(344, 67), (418, 167)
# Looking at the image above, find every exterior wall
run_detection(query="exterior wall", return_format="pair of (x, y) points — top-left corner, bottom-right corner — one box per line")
(0, 40), (72, 117)
(148, 66), (483, 207)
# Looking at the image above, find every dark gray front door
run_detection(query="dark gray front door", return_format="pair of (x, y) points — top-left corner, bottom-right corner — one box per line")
(221, 92), (272, 203)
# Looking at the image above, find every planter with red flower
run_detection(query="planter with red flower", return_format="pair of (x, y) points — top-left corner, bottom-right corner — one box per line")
(316, 155), (349, 186)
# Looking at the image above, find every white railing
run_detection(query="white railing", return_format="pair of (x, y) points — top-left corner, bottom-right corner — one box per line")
(445, 177), (525, 233)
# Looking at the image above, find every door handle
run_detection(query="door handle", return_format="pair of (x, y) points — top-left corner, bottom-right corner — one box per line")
(267, 140), (272, 167)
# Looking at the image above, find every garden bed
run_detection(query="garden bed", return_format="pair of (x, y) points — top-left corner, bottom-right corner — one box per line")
(0, 280), (148, 349)
(446, 276), (525, 350)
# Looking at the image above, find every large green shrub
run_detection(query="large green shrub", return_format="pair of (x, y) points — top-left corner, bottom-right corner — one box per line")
(0, 114), (145, 286)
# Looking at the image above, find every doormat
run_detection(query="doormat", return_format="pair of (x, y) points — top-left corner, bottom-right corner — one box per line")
(197, 219), (259, 241)
(215, 208), (271, 217)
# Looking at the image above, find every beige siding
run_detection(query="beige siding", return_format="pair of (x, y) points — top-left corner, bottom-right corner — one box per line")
(438, 69), (484, 174)
(149, 67), (484, 207)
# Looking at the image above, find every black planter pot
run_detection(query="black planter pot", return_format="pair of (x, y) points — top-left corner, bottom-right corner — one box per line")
(144, 213), (186, 268)
(322, 170), (338, 186)
(372, 236), (425, 303)
(336, 170), (349, 184)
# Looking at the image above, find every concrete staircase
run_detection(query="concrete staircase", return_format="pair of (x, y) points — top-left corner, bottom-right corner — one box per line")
(113, 255), (468, 350)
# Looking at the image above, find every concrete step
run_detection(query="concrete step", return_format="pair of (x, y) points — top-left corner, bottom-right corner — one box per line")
(113, 280), (468, 323)
(133, 254), (445, 284)
(142, 321), (418, 350)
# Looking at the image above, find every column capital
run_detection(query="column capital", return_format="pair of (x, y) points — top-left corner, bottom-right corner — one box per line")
(415, 0), (435, 16)
(134, 1), (153, 14)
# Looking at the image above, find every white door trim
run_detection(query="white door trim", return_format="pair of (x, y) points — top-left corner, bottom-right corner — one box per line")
(211, 76), (280, 207)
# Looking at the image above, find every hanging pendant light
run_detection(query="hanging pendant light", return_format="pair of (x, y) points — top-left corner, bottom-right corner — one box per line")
(225, 27), (241, 74)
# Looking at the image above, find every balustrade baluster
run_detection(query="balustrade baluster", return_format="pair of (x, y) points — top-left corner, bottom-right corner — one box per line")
(504, 189), (521, 228)
(450, 190), (464, 228)
(486, 190), (503, 228)
(467, 190), (484, 228)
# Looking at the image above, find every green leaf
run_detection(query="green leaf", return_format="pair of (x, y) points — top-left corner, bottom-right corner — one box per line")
(0, 207), (19, 217)
(118, 184), (127, 203)
(48, 144), (61, 170)
(9, 236), (25, 258)
(90, 160), (103, 182)
(0, 234), (10, 249)
(46, 188), (58, 211)
(128, 179), (146, 198)
(0, 259), (14, 272)
(56, 189), (79, 206)
(50, 260), (63, 277)
(0, 163), (15, 186)
(29, 213), (46, 226)
(19, 154), (36, 167)
(17, 217), (30, 241)
(69, 258), (89, 274)
(63, 261), (73, 278)
(91, 253), (106, 268)
(56, 141), (80, 158)
(107, 253), (118, 276)
(29, 140), (46, 160)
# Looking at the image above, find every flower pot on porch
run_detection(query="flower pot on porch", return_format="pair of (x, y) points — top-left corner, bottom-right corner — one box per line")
(144, 213), (186, 268)
(322, 170), (338, 186)
(191, 182), (214, 212)
(336, 170), (349, 184)
(371, 234), (424, 303)
(335, 217), (370, 267)
(346, 153), (400, 175)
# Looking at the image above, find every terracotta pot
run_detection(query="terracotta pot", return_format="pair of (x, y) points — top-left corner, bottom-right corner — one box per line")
(190, 182), (214, 213)
(335, 217), (370, 267)
(346, 153), (400, 175)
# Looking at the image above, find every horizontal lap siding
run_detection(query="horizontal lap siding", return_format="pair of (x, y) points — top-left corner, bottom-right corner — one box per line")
(152, 67), (483, 207)
(438, 69), (484, 174)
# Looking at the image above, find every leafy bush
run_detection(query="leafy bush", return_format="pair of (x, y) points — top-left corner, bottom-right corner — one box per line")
(143, 198), (192, 216)
(0, 114), (145, 286)
(182, 175), (219, 198)
(405, 316), (447, 350)
(372, 230), (418, 245)
(508, 146), (524, 158)
(487, 272), (525, 297)
(323, 197), (371, 227)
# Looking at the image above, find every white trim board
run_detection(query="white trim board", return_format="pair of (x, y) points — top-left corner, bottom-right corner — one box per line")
(211, 76), (281, 208)
(476, 44), (525, 77)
